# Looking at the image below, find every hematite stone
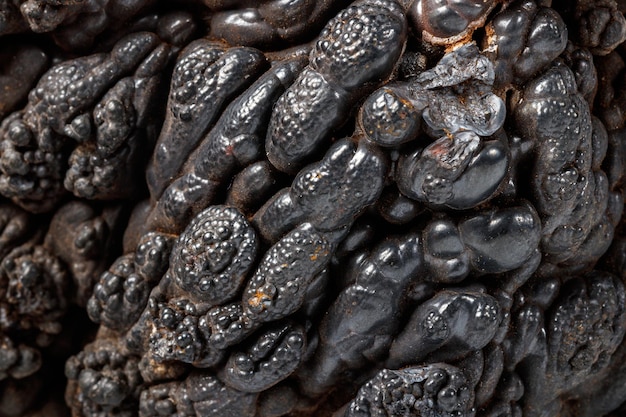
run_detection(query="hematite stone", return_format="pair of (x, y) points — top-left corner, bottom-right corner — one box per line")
(0, 1), (624, 416)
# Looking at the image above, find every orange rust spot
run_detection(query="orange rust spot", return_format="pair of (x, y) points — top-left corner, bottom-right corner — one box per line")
(398, 96), (414, 109)
(485, 24), (496, 42)
(442, 34), (474, 53)
(248, 289), (270, 309)
(310, 246), (329, 261)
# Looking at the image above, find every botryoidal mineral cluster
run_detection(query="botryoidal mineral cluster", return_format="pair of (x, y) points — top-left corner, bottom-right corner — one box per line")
(0, 0), (626, 416)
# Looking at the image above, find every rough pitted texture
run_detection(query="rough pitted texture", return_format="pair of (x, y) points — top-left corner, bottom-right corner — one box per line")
(0, 0), (625, 417)
(170, 205), (258, 306)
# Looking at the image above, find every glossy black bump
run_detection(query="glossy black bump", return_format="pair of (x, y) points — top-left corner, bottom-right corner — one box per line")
(459, 203), (542, 273)
(145, 296), (223, 367)
(265, 0), (407, 173)
(410, 0), (496, 44)
(147, 44), (267, 199)
(388, 289), (501, 368)
(220, 322), (306, 393)
(303, 230), (423, 395)
(484, 1), (568, 88)
(65, 339), (142, 417)
(243, 223), (332, 323)
(359, 84), (423, 148)
(343, 364), (474, 417)
(170, 205), (258, 306)
(422, 218), (470, 283)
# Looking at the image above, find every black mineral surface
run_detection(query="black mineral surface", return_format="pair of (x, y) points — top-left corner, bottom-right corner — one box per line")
(0, 0), (625, 416)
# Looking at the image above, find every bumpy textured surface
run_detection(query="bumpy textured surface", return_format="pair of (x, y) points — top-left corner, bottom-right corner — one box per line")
(0, 0), (625, 416)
